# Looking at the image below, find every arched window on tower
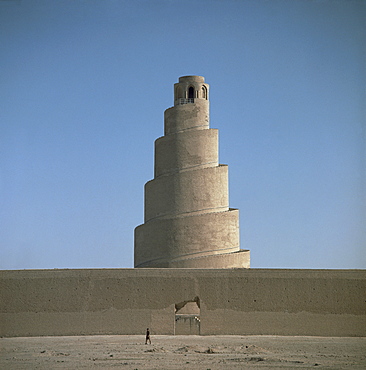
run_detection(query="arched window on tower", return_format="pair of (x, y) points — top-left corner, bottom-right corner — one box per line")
(188, 86), (194, 100)
(201, 86), (207, 99)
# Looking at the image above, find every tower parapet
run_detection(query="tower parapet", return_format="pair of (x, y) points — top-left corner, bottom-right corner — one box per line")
(165, 76), (209, 136)
(174, 75), (209, 105)
(134, 76), (250, 268)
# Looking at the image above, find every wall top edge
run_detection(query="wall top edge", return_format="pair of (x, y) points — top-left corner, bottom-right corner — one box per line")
(1, 268), (365, 279)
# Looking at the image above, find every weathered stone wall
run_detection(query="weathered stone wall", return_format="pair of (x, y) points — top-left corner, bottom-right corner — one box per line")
(1, 268), (365, 337)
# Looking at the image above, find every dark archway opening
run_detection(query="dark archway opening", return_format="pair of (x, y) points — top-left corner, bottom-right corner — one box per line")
(175, 296), (200, 335)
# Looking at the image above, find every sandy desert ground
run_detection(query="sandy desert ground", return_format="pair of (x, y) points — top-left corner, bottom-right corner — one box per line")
(1, 334), (365, 369)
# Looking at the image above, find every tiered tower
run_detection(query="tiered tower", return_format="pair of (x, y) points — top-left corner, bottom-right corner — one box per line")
(134, 76), (250, 268)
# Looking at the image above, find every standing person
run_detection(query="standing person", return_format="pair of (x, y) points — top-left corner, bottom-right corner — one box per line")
(145, 328), (151, 344)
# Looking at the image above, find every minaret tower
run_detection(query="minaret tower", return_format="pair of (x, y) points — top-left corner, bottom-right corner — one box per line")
(134, 76), (250, 268)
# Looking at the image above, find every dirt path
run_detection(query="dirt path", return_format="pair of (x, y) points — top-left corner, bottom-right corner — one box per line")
(1, 335), (365, 369)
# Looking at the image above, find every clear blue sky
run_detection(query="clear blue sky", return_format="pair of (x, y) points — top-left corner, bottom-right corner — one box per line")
(1, 0), (365, 270)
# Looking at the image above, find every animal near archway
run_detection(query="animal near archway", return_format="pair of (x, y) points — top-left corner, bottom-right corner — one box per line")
(175, 296), (200, 335)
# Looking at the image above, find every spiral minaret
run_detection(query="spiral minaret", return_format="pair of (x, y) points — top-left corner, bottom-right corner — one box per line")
(134, 76), (250, 268)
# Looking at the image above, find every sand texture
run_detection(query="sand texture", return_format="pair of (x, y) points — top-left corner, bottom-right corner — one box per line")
(1, 335), (365, 369)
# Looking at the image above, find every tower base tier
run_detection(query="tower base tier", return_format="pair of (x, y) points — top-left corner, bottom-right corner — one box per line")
(135, 209), (250, 268)
(143, 249), (250, 268)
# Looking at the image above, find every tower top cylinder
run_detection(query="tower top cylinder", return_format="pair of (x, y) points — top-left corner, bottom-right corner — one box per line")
(174, 75), (209, 105)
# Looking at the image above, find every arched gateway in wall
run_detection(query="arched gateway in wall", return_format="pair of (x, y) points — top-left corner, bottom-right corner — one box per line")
(134, 76), (250, 268)
(175, 296), (201, 335)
